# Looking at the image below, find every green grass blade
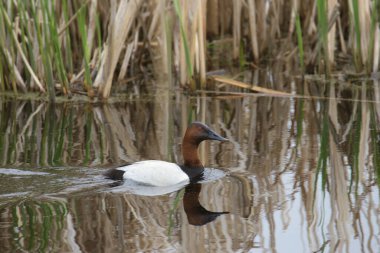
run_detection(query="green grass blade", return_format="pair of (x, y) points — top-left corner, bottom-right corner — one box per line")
(317, 0), (330, 75)
(173, 0), (193, 78)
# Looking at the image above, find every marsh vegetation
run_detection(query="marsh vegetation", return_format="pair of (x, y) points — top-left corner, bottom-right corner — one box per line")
(0, 1), (380, 252)
(0, 0), (379, 99)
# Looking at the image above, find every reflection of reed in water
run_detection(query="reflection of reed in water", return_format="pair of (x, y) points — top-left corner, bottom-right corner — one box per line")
(0, 79), (380, 252)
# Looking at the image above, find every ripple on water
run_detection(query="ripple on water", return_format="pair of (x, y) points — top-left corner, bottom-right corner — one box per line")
(0, 168), (50, 176)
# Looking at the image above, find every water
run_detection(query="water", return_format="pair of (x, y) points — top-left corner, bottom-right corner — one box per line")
(0, 82), (379, 252)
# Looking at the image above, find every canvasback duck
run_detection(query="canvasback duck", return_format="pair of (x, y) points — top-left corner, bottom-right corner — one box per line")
(104, 122), (227, 186)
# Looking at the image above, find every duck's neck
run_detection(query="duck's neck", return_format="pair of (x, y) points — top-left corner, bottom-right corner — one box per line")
(182, 142), (203, 168)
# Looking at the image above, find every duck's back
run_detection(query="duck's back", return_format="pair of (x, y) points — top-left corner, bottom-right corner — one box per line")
(116, 160), (189, 186)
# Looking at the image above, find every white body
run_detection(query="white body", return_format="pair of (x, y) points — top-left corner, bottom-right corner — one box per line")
(117, 160), (190, 187)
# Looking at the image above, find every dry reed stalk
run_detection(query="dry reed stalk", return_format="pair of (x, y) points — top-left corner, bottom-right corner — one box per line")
(327, 0), (338, 64)
(211, 75), (292, 96)
(1, 7), (45, 92)
(197, 0), (206, 85)
(206, 0), (218, 36)
(337, 15), (347, 54)
(258, 0), (269, 48)
(176, 0), (190, 86)
(247, 0), (259, 61)
(190, 1), (200, 82)
(348, 0), (371, 66)
(306, 1), (317, 36)
(232, 0), (242, 59)
(358, 0), (371, 63)
(288, 0), (297, 36)
(93, 0), (143, 99)
(86, 0), (98, 56)
(117, 42), (135, 81)
(148, 0), (171, 81)
(147, 1), (160, 41)
(3, 48), (26, 91)
(373, 27), (380, 71)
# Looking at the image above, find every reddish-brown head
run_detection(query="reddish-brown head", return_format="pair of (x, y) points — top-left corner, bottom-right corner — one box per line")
(182, 122), (227, 168)
(183, 122), (228, 145)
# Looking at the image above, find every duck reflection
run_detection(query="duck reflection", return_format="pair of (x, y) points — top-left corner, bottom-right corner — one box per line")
(183, 183), (228, 226)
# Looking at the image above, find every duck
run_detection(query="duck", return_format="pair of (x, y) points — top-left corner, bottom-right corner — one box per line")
(104, 122), (228, 187)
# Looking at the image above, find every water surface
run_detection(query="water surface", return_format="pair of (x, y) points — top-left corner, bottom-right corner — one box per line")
(0, 80), (379, 252)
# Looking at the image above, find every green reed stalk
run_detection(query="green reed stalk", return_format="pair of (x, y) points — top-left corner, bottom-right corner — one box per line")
(173, 0), (193, 78)
(295, 14), (305, 73)
(17, 0), (37, 86)
(317, 0), (330, 75)
(95, 12), (102, 53)
(41, 0), (56, 100)
(41, 0), (70, 96)
(367, 0), (379, 72)
(0, 4), (17, 94)
(30, 1), (54, 100)
(77, 6), (92, 90)
(62, 0), (74, 74)
(45, 2), (70, 95)
(351, 0), (363, 70)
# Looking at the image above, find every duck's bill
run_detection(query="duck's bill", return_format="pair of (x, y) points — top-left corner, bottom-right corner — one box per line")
(207, 130), (228, 141)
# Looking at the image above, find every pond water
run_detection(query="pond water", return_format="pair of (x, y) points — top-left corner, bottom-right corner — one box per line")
(0, 79), (380, 252)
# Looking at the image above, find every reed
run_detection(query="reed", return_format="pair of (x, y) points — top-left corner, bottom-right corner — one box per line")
(295, 14), (304, 73)
(316, 0), (330, 74)
(351, 0), (363, 69)
(0, 0), (379, 98)
(173, 0), (192, 79)
(368, 0), (379, 72)
(77, 5), (92, 93)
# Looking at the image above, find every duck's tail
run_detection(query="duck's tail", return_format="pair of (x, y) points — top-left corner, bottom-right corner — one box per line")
(104, 168), (125, 180)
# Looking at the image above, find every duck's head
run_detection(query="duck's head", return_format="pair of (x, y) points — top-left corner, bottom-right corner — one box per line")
(184, 122), (228, 145)
(182, 122), (227, 169)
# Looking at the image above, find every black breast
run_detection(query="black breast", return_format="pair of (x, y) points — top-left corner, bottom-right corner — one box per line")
(180, 166), (204, 183)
